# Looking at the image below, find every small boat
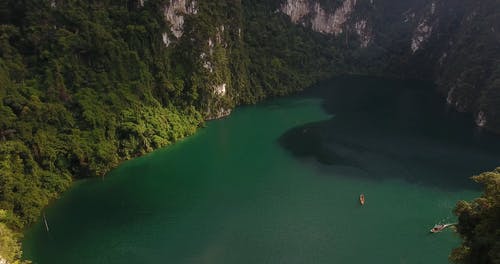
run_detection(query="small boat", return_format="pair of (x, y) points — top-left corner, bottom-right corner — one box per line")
(430, 223), (453, 233)
(359, 194), (365, 205)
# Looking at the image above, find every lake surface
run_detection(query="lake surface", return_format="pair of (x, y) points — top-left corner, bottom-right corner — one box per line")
(23, 77), (500, 264)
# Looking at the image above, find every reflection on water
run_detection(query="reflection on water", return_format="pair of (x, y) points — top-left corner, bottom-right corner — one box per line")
(279, 76), (500, 190)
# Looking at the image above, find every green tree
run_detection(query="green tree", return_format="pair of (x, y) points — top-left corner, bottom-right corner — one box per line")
(0, 214), (28, 264)
(451, 168), (500, 264)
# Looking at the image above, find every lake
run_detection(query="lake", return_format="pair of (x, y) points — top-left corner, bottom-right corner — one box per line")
(23, 77), (500, 263)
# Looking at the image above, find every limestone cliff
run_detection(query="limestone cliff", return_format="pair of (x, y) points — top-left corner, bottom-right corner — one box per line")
(161, 1), (239, 119)
(163, 0), (198, 41)
(281, 0), (372, 47)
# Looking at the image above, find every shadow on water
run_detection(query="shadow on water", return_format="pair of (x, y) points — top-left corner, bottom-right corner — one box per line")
(278, 76), (500, 191)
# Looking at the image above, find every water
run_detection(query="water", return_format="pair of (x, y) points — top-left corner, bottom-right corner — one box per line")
(23, 77), (500, 264)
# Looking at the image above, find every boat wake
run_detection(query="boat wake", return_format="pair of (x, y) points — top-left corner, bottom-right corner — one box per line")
(430, 223), (456, 233)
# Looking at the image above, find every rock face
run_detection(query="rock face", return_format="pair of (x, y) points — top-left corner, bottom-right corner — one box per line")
(406, 1), (439, 53)
(411, 18), (432, 52)
(281, 0), (366, 41)
(310, 0), (356, 35)
(354, 19), (371, 48)
(206, 107), (232, 120)
(163, 0), (198, 39)
(476, 111), (487, 128)
(161, 1), (236, 120)
(281, 0), (310, 23)
(214, 83), (226, 96)
(280, 0), (377, 48)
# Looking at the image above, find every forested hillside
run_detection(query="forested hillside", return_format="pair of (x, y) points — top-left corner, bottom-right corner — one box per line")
(0, 1), (347, 261)
(0, 1), (203, 261)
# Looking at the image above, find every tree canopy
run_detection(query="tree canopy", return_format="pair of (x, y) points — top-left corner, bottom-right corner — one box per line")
(451, 168), (500, 264)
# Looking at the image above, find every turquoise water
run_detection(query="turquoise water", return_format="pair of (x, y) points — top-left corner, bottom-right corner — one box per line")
(23, 77), (499, 263)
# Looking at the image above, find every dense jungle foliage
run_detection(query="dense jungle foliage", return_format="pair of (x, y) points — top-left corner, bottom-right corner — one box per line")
(0, 1), (202, 261)
(451, 168), (500, 264)
(0, 0), (349, 261)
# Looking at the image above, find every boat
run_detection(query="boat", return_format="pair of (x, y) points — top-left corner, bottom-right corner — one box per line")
(430, 223), (453, 233)
(359, 194), (365, 205)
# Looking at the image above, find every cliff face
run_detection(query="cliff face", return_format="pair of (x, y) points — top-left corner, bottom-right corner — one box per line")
(281, 0), (372, 46)
(282, 0), (357, 35)
(132, 0), (499, 129)
(163, 0), (198, 40)
(158, 0), (245, 119)
(279, 0), (500, 132)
